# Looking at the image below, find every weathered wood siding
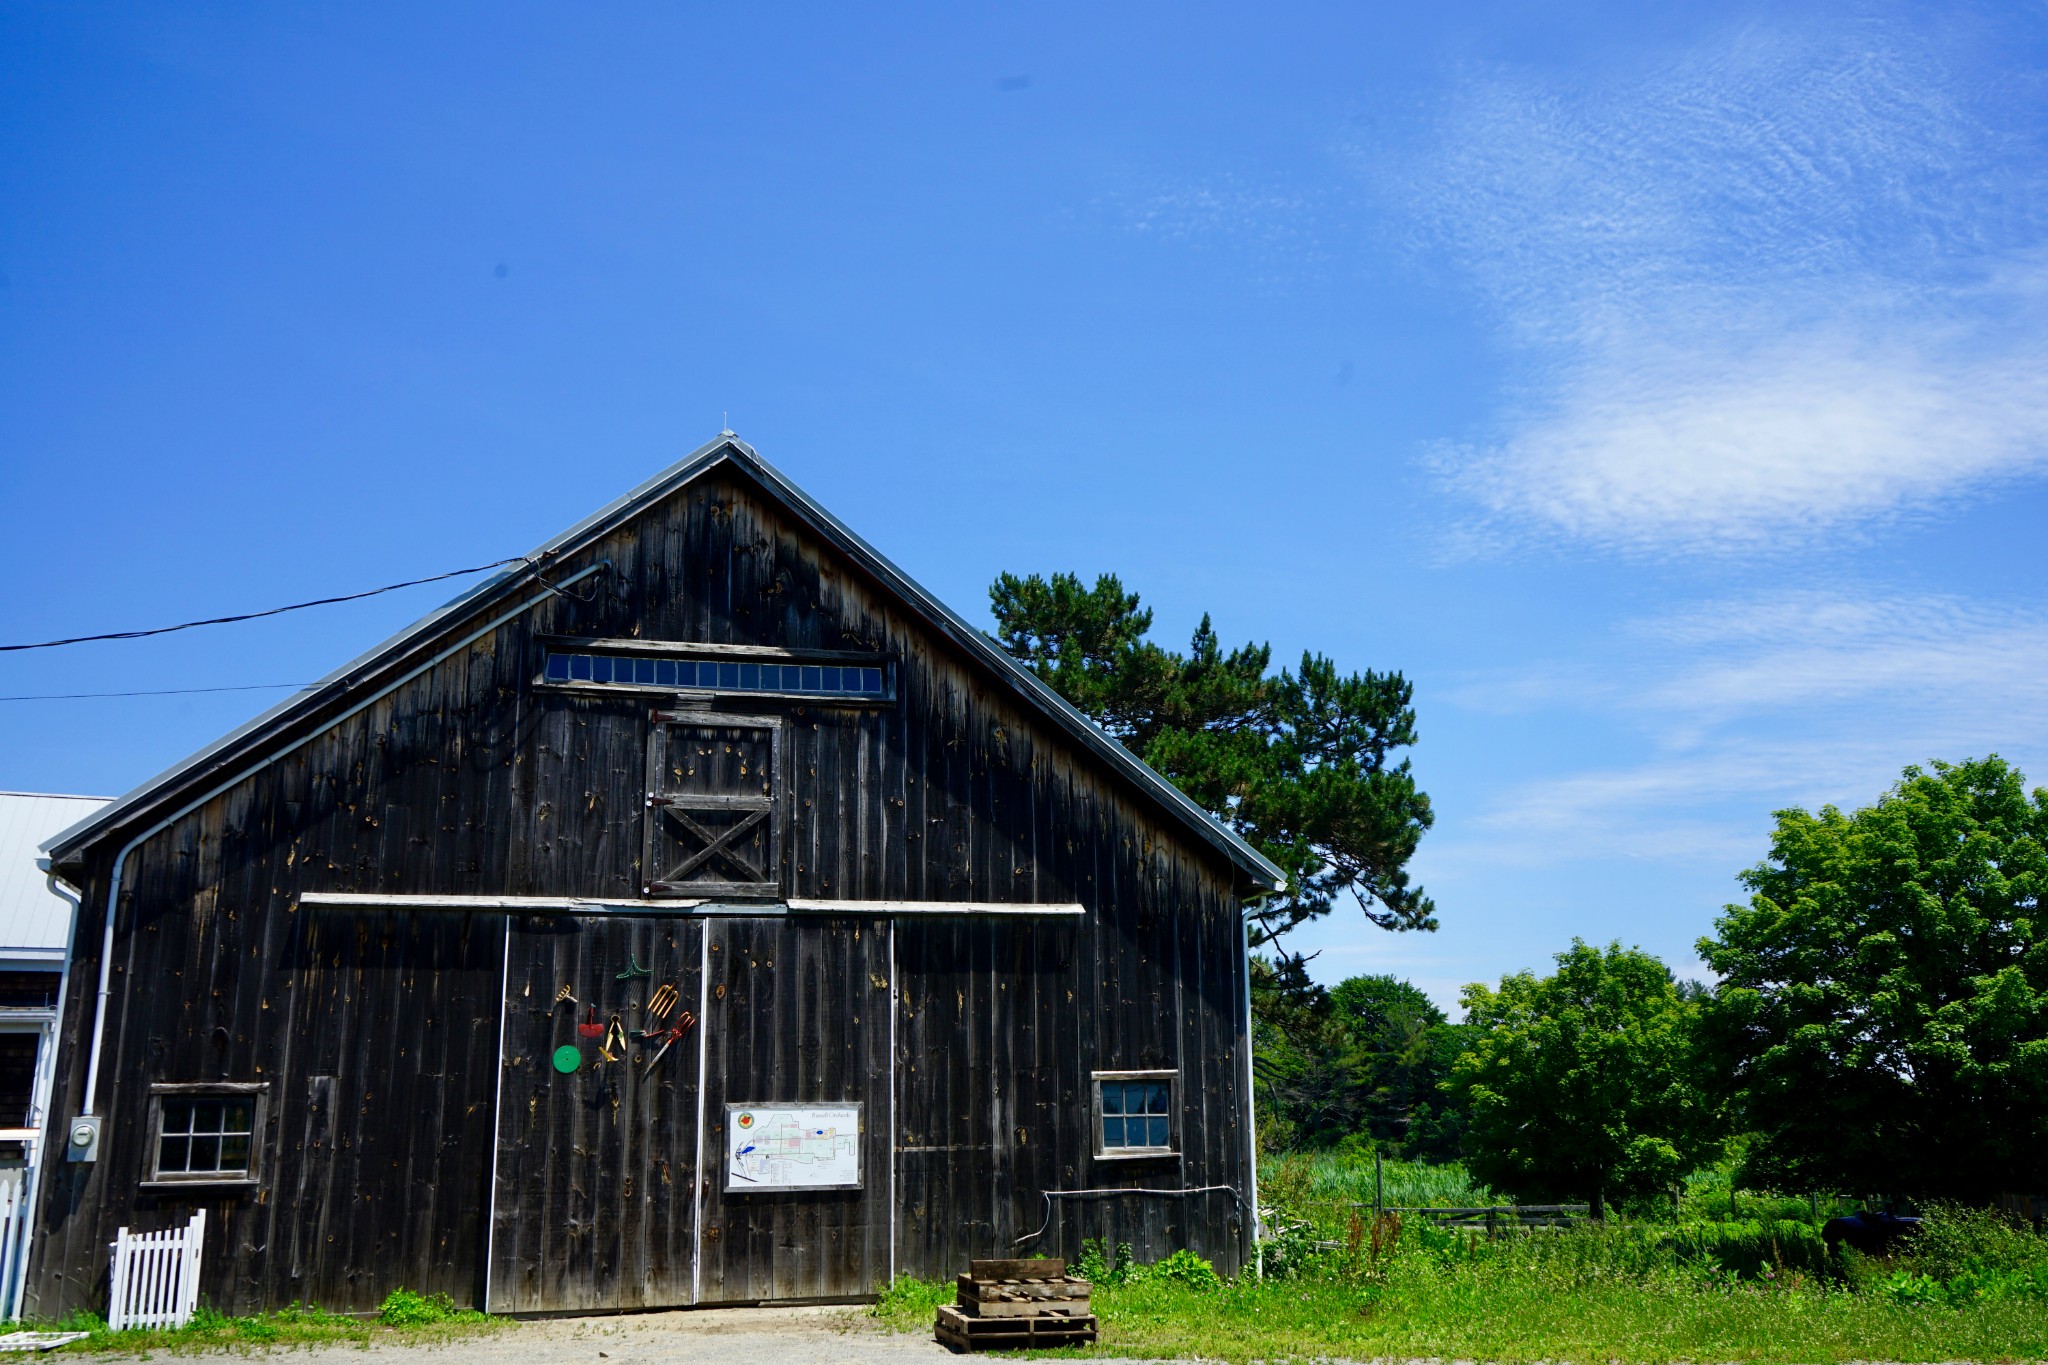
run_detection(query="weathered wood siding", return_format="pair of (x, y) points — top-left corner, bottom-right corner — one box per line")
(490, 916), (707, 1313)
(696, 915), (892, 1303)
(28, 462), (1252, 1317)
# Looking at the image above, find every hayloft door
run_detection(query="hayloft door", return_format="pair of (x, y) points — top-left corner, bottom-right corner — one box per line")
(693, 915), (893, 1303)
(487, 916), (706, 1313)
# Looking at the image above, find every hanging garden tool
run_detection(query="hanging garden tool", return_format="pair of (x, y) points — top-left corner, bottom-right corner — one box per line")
(639, 1011), (698, 1074)
(577, 1005), (605, 1039)
(553, 984), (578, 1007)
(646, 982), (679, 1019)
(615, 952), (653, 981)
(599, 1015), (629, 1063)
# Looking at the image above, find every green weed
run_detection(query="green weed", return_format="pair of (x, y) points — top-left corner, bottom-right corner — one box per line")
(39, 1289), (498, 1354)
(1149, 1249), (1220, 1292)
(870, 1273), (955, 1326)
(867, 1204), (2048, 1362)
(375, 1286), (486, 1326)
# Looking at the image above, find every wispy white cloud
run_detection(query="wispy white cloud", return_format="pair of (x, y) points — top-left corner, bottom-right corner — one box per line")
(1397, 15), (2048, 552)
(1438, 311), (2048, 551)
(1092, 174), (1331, 281)
(1636, 590), (2048, 719)
(1445, 587), (2048, 868)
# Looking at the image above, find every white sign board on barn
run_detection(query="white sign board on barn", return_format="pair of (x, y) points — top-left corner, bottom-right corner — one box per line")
(724, 1103), (861, 1190)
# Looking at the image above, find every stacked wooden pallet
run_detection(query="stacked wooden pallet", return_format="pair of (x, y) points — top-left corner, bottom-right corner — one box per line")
(933, 1257), (1097, 1353)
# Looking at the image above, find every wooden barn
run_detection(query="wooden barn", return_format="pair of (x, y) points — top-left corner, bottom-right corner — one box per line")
(27, 435), (1284, 1317)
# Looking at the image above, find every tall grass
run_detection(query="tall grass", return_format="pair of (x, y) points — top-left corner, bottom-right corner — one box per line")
(1267, 1147), (1860, 1230)
(1262, 1150), (1492, 1210)
(1677, 1157), (1850, 1224)
(1060, 1265), (2048, 1363)
(869, 1204), (2048, 1362)
(41, 1291), (502, 1355)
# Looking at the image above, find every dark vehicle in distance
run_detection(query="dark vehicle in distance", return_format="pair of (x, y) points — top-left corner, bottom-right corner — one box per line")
(1822, 1210), (1922, 1256)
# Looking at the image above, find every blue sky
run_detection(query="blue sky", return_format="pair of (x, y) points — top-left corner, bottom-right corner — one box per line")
(5, 3), (2048, 1010)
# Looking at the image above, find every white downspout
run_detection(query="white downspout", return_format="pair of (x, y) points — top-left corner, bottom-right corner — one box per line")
(74, 562), (606, 1120)
(15, 864), (82, 1319)
(1242, 884), (1280, 1277)
(77, 857), (120, 1119)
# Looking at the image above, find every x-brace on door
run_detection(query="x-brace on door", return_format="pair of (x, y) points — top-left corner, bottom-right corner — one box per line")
(644, 712), (783, 899)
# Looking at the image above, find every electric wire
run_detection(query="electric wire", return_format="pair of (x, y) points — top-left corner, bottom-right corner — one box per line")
(0, 683), (313, 703)
(1012, 1185), (1244, 1246)
(0, 557), (533, 653)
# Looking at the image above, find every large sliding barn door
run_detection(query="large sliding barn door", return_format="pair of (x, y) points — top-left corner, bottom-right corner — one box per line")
(695, 915), (892, 1303)
(488, 917), (705, 1313)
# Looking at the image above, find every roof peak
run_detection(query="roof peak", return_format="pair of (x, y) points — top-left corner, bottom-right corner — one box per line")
(45, 436), (1284, 892)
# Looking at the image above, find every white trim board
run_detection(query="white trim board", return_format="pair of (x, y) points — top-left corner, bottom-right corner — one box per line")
(788, 899), (1083, 916)
(299, 893), (710, 912)
(296, 892), (1085, 917)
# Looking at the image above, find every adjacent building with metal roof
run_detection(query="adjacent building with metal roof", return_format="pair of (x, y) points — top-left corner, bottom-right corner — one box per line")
(0, 794), (101, 966)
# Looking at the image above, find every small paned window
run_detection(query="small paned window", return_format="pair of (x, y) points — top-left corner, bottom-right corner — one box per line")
(544, 651), (885, 698)
(0, 971), (58, 1011)
(0, 1033), (38, 1129)
(1093, 1072), (1176, 1156)
(146, 1086), (265, 1185)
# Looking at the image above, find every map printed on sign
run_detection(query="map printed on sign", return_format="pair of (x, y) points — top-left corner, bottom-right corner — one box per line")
(724, 1103), (861, 1190)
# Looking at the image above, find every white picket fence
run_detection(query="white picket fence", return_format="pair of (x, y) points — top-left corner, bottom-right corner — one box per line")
(107, 1210), (206, 1331)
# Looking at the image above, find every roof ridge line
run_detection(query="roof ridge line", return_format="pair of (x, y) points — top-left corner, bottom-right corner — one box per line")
(45, 434), (1286, 891)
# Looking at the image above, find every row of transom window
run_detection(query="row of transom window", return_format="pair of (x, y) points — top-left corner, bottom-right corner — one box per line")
(544, 651), (886, 697)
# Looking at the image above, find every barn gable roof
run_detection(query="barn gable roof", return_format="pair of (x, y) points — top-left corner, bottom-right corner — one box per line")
(45, 435), (1288, 892)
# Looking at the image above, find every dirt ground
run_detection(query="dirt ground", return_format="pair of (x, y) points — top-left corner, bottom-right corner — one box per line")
(176, 1306), (1150, 1365)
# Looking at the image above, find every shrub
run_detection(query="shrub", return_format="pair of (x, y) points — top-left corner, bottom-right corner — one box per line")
(1253, 1208), (1331, 1280)
(1660, 1218), (1832, 1280)
(376, 1287), (470, 1326)
(1076, 1238), (1148, 1285)
(1151, 1248), (1222, 1292)
(1906, 1203), (2047, 1282)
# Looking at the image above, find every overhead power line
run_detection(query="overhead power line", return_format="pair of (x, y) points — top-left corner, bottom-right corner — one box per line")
(0, 683), (313, 703)
(0, 557), (530, 653)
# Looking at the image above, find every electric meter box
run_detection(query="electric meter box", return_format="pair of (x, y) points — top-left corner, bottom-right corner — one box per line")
(65, 1114), (100, 1163)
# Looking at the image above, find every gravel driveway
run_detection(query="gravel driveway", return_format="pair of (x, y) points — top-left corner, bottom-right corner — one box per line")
(134, 1306), (1162, 1365)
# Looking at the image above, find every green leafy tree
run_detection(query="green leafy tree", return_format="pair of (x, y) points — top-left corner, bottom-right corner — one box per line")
(989, 571), (1434, 947)
(1329, 975), (1472, 1162)
(1248, 961), (1469, 1157)
(1448, 940), (1718, 1214)
(1247, 954), (1349, 1150)
(1698, 756), (2048, 1201)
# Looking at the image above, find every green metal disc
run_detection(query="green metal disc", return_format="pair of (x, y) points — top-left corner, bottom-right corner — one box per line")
(552, 1045), (581, 1074)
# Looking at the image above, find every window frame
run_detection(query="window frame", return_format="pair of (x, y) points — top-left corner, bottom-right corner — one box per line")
(535, 637), (894, 705)
(1090, 1069), (1179, 1161)
(0, 1024), (46, 1158)
(141, 1082), (267, 1189)
(643, 712), (785, 900)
